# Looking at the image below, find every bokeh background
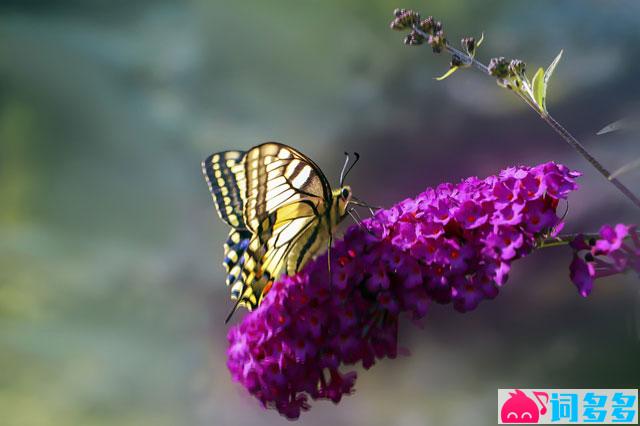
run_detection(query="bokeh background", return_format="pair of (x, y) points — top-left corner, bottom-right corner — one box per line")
(1, 1), (639, 425)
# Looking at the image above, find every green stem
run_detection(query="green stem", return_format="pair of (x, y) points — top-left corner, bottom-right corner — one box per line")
(541, 114), (640, 209)
(538, 233), (599, 249)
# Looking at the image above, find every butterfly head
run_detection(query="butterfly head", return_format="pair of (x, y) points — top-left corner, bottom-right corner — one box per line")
(333, 185), (353, 217)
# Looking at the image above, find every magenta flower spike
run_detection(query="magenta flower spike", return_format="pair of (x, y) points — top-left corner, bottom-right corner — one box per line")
(226, 162), (581, 419)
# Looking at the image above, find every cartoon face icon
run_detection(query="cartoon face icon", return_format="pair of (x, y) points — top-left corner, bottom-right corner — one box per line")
(501, 390), (548, 423)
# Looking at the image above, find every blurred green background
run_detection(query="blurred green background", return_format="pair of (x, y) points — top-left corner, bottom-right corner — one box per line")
(1, 1), (639, 425)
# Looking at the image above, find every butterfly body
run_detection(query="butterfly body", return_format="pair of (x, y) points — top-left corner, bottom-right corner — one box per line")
(202, 143), (353, 319)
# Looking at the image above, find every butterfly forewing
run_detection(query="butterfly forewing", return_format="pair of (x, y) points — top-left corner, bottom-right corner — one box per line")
(242, 143), (331, 234)
(202, 151), (247, 229)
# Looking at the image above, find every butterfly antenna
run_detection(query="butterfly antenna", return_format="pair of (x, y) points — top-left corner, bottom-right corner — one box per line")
(341, 152), (360, 185)
(224, 297), (243, 324)
(339, 152), (350, 187)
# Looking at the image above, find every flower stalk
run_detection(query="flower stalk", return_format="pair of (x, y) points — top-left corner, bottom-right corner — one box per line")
(538, 233), (601, 249)
(390, 8), (640, 210)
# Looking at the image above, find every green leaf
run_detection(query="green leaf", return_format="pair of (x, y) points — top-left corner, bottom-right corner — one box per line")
(531, 67), (545, 111)
(540, 49), (563, 112)
(544, 49), (563, 86)
(435, 66), (459, 81)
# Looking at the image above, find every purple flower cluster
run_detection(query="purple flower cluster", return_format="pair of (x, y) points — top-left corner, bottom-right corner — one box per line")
(570, 224), (640, 297)
(227, 162), (579, 419)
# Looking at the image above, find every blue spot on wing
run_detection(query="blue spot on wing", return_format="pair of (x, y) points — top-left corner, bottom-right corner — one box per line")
(223, 229), (252, 286)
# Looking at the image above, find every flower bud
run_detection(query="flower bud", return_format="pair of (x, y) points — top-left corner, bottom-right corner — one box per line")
(403, 30), (425, 46)
(461, 36), (475, 55)
(488, 57), (510, 79)
(390, 9), (420, 31)
(418, 16), (435, 34)
(508, 59), (526, 77)
(428, 32), (446, 53)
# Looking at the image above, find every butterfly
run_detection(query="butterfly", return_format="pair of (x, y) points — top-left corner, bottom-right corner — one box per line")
(202, 142), (362, 322)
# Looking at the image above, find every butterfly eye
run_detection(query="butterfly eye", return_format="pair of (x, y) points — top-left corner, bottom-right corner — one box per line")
(341, 187), (350, 199)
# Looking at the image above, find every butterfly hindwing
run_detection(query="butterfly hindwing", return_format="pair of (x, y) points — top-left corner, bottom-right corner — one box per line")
(263, 202), (326, 275)
(202, 150), (247, 229)
(223, 229), (252, 288)
(231, 234), (270, 310)
(230, 204), (326, 310)
(285, 214), (329, 275)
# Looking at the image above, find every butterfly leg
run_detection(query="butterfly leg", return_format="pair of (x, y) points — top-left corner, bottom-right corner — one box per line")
(348, 208), (379, 238)
(348, 208), (369, 233)
(350, 196), (381, 214)
(350, 207), (369, 223)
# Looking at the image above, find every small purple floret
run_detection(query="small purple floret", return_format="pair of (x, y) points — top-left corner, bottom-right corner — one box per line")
(227, 162), (579, 419)
(569, 223), (640, 297)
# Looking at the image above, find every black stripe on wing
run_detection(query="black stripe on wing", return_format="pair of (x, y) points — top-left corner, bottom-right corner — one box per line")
(229, 234), (273, 310)
(242, 143), (332, 233)
(202, 150), (247, 229)
(295, 222), (320, 271)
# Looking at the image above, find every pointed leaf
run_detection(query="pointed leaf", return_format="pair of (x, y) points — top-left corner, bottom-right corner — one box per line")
(609, 157), (640, 179)
(597, 119), (626, 135)
(540, 49), (563, 112)
(435, 66), (459, 81)
(531, 67), (545, 111)
(544, 49), (563, 85)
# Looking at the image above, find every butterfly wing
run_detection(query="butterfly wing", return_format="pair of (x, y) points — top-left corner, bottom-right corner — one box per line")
(229, 143), (334, 311)
(202, 150), (247, 229)
(242, 142), (332, 235)
(202, 151), (255, 310)
(223, 229), (252, 289)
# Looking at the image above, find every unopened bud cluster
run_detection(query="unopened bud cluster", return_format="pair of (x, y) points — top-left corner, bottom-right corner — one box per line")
(390, 9), (446, 53)
(488, 57), (527, 81)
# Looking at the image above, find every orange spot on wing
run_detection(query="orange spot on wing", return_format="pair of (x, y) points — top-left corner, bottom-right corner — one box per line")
(261, 280), (274, 297)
